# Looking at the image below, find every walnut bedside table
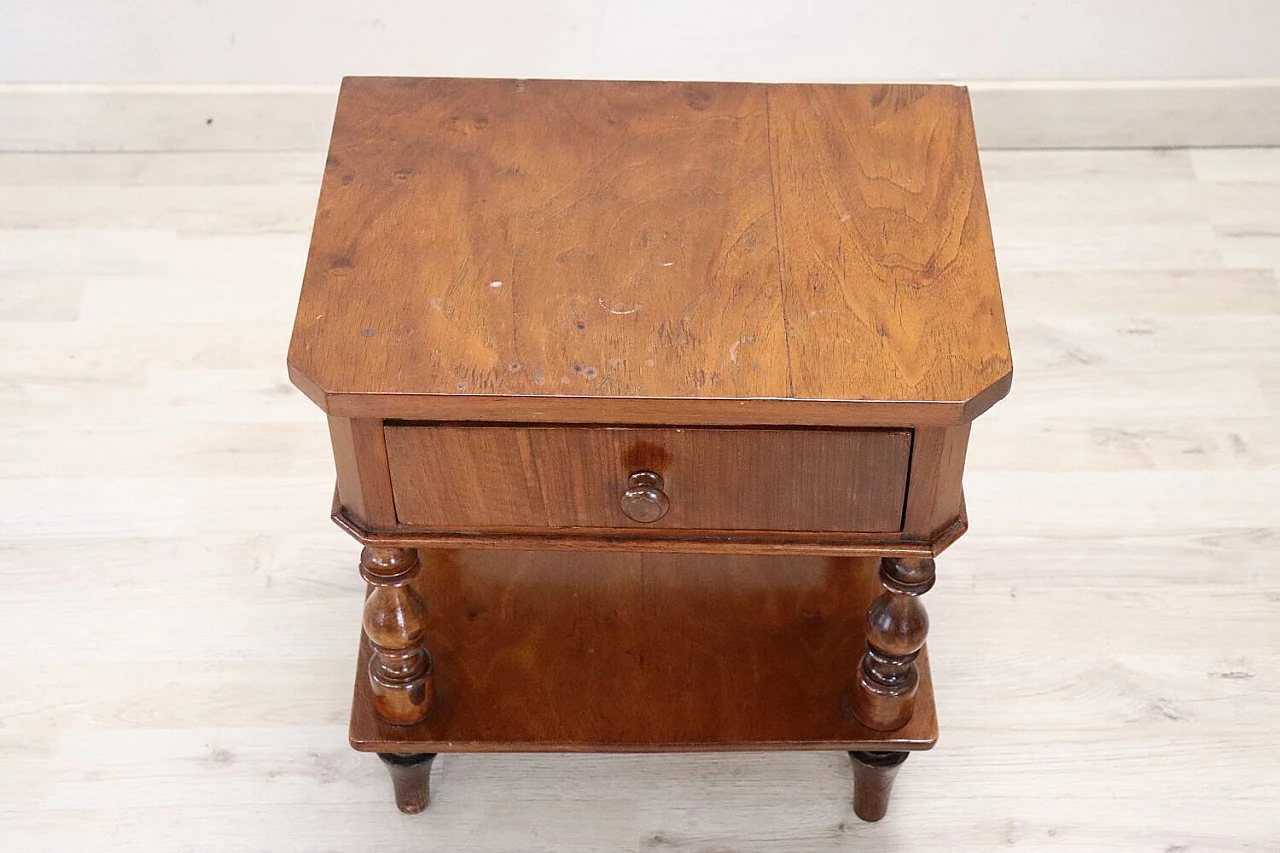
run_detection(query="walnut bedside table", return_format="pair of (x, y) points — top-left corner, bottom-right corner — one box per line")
(287, 77), (1011, 822)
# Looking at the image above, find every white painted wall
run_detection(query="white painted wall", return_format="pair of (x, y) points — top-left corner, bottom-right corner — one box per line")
(6, 0), (1280, 84)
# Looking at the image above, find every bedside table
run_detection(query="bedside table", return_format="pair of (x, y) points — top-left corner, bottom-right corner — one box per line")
(288, 77), (1011, 822)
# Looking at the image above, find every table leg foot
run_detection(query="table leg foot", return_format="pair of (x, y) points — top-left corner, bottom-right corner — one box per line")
(849, 750), (908, 822)
(377, 752), (437, 813)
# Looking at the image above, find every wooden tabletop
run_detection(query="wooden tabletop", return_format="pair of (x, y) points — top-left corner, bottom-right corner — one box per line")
(289, 78), (1011, 426)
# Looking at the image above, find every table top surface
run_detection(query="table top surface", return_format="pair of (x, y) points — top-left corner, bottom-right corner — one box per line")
(289, 77), (1011, 425)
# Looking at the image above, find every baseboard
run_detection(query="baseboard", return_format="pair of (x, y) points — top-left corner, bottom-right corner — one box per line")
(0, 84), (340, 153)
(967, 79), (1280, 148)
(3, 79), (1279, 152)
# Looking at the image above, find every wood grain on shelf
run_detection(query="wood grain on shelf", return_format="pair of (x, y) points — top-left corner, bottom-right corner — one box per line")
(350, 549), (937, 753)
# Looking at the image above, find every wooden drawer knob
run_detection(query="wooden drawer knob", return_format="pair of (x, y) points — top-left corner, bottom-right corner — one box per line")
(620, 471), (669, 523)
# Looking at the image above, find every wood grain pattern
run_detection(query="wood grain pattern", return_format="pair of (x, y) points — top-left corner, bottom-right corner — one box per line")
(901, 424), (971, 539)
(350, 549), (937, 752)
(376, 753), (436, 814)
(290, 77), (788, 405)
(358, 546), (433, 726)
(852, 557), (935, 731)
(288, 78), (1011, 426)
(767, 84), (1012, 411)
(383, 424), (911, 533)
(848, 751), (909, 822)
(327, 416), (396, 527)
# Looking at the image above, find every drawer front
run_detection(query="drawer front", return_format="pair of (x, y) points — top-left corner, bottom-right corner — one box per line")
(384, 425), (910, 534)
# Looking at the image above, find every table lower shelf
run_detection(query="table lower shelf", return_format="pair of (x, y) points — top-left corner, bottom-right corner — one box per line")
(349, 549), (937, 753)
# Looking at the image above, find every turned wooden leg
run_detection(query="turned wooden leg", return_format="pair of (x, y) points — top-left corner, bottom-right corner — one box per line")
(852, 557), (935, 731)
(849, 751), (908, 822)
(361, 546), (434, 725)
(378, 752), (437, 813)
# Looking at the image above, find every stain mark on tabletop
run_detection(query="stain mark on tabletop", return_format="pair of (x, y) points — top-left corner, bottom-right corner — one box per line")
(728, 334), (756, 365)
(599, 297), (640, 315)
(361, 328), (376, 338)
(683, 87), (713, 111)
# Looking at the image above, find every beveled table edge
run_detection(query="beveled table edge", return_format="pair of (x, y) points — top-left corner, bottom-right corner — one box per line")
(330, 491), (968, 559)
(289, 364), (1013, 429)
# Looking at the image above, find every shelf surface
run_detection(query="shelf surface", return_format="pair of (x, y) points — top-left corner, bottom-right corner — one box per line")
(350, 549), (937, 753)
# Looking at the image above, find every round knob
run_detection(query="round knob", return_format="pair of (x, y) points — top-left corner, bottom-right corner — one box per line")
(620, 471), (669, 523)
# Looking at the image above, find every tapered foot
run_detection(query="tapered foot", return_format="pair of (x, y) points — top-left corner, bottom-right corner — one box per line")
(378, 752), (437, 813)
(849, 751), (908, 822)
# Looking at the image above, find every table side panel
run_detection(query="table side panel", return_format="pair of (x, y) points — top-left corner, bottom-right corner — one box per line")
(902, 424), (971, 540)
(328, 415), (397, 528)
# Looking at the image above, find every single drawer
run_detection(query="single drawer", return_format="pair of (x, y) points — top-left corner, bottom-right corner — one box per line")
(384, 425), (911, 534)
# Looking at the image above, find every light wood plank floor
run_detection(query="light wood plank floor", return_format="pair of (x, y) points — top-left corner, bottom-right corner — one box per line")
(1, 147), (1278, 851)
